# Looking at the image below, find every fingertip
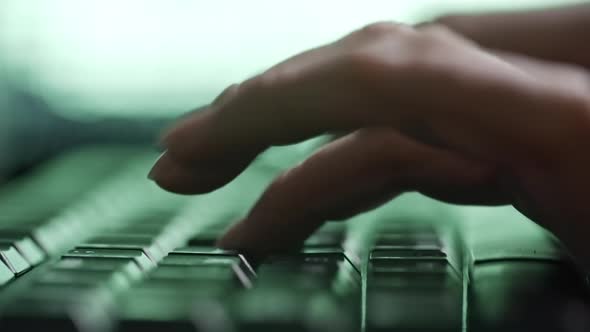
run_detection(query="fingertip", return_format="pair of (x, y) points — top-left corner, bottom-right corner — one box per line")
(147, 151), (169, 181)
(216, 214), (308, 257)
(148, 152), (208, 194)
(149, 151), (249, 195)
(215, 221), (242, 250)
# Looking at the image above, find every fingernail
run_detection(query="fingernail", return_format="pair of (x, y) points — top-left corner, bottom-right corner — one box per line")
(148, 151), (168, 181)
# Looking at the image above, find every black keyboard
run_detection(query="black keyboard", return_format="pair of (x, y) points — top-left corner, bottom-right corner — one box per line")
(0, 146), (588, 332)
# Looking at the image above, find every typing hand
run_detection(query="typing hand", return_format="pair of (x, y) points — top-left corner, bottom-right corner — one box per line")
(148, 23), (590, 266)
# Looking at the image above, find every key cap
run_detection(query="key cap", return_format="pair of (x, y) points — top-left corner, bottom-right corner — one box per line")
(366, 229), (464, 332)
(0, 224), (65, 255)
(157, 254), (254, 288)
(36, 269), (130, 291)
(0, 228), (47, 252)
(79, 235), (164, 261)
(304, 292), (358, 332)
(54, 258), (142, 281)
(114, 257), (245, 331)
(115, 297), (234, 332)
(232, 287), (307, 331)
(0, 237), (44, 265)
(64, 248), (154, 271)
(373, 227), (442, 249)
(370, 248), (447, 259)
(0, 260), (13, 286)
(171, 247), (256, 275)
(148, 265), (252, 290)
(257, 250), (360, 295)
(232, 287), (359, 332)
(0, 243), (31, 275)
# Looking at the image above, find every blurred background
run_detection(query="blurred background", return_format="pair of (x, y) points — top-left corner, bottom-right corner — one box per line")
(0, 0), (586, 118)
(0, 0), (587, 180)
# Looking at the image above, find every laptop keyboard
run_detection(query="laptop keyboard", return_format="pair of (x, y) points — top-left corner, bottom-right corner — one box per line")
(0, 146), (588, 332)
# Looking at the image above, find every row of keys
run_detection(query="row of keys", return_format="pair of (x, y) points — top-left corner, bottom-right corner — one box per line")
(115, 245), (360, 332)
(0, 212), (185, 331)
(0, 210), (186, 331)
(0, 148), (135, 286)
(0, 148), (187, 288)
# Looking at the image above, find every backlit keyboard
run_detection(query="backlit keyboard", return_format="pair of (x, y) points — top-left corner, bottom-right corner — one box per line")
(0, 146), (588, 331)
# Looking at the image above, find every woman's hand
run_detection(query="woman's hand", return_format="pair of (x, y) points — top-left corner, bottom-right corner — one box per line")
(149, 23), (590, 267)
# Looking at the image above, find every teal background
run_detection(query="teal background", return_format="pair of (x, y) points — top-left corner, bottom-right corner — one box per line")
(0, 0), (585, 118)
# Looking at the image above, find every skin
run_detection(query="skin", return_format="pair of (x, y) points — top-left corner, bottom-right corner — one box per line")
(148, 6), (590, 268)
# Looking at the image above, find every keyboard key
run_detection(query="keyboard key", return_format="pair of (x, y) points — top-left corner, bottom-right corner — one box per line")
(64, 248), (154, 271)
(79, 235), (164, 261)
(163, 252), (255, 275)
(0, 237), (45, 265)
(159, 254), (238, 266)
(257, 250), (360, 295)
(374, 232), (442, 247)
(304, 292), (359, 332)
(366, 232), (464, 332)
(0, 224), (65, 255)
(0, 244), (31, 275)
(232, 287), (359, 332)
(0, 228), (47, 252)
(156, 253), (254, 288)
(232, 287), (307, 331)
(0, 260), (14, 286)
(114, 256), (246, 331)
(36, 270), (130, 291)
(115, 298), (233, 332)
(54, 257), (142, 281)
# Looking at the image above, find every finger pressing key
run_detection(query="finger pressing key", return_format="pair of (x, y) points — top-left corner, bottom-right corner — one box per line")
(217, 127), (503, 256)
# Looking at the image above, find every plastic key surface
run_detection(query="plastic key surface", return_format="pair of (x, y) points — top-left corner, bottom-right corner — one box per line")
(0, 260), (13, 286)
(64, 248), (154, 271)
(365, 223), (465, 332)
(0, 237), (44, 265)
(0, 243), (31, 275)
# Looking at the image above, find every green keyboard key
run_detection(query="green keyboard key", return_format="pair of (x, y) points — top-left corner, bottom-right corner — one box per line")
(0, 244), (31, 275)
(0, 237), (45, 265)
(0, 261), (14, 286)
(54, 257), (142, 281)
(64, 248), (154, 271)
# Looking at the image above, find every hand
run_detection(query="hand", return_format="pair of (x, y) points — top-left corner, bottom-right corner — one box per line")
(149, 23), (590, 267)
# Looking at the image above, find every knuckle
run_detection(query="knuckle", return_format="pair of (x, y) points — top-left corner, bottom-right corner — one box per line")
(417, 22), (471, 48)
(418, 23), (465, 44)
(212, 83), (241, 106)
(566, 67), (590, 95)
(355, 21), (412, 39)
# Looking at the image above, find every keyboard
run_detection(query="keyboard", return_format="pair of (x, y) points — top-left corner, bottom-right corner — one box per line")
(0, 146), (589, 332)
